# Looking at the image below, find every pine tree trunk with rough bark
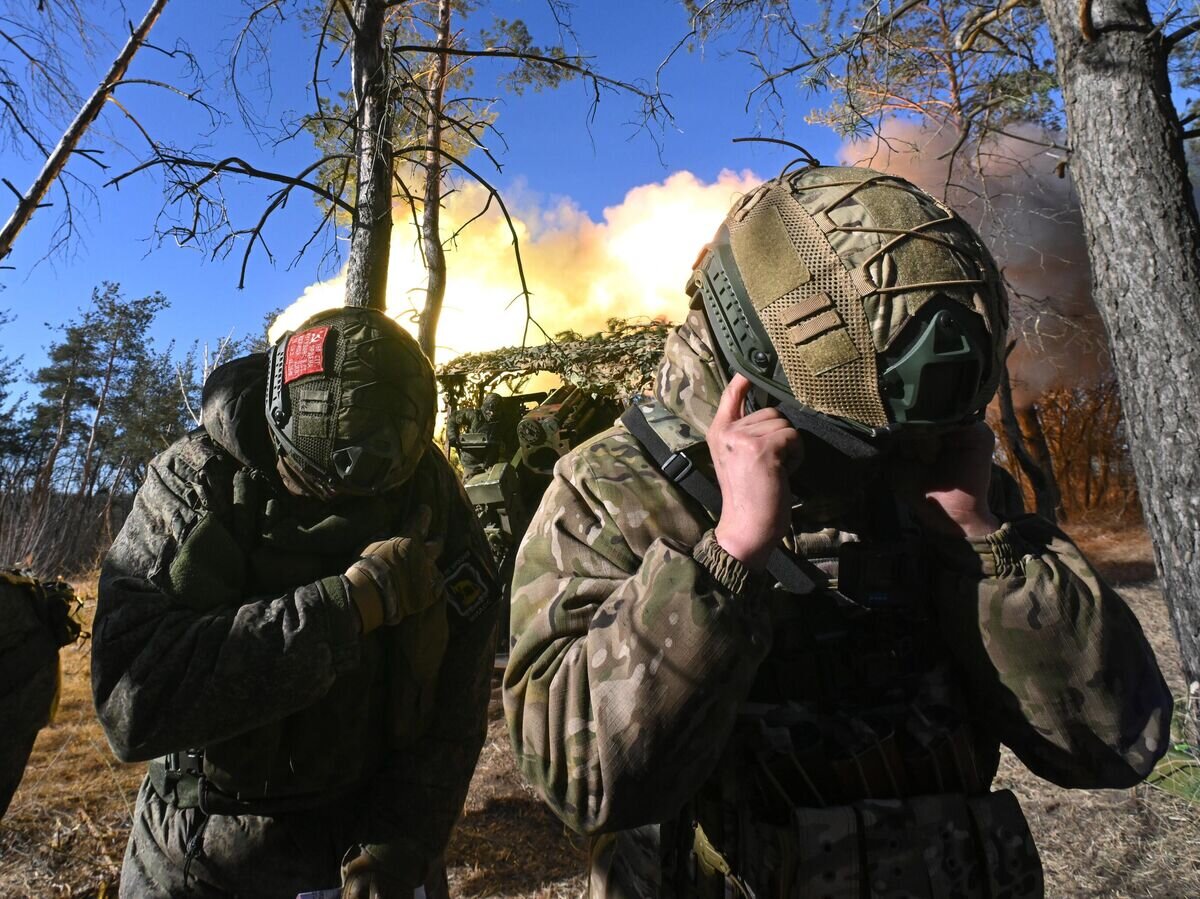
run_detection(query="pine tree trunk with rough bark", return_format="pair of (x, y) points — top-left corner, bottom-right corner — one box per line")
(344, 0), (393, 311)
(417, 0), (452, 363)
(1042, 0), (1200, 712)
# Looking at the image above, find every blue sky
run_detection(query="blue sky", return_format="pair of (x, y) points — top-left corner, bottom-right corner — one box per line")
(0, 0), (846, 377)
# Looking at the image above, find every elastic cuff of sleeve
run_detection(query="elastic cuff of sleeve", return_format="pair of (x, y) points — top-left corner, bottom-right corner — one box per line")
(693, 529), (764, 595)
(345, 567), (384, 635)
(318, 575), (362, 671)
(930, 521), (1029, 578)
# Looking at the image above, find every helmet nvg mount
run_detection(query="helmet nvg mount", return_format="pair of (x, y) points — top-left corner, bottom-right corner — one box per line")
(687, 165), (1007, 442)
(265, 306), (436, 494)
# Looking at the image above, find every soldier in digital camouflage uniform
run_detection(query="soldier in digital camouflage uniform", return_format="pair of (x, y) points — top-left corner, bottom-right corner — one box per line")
(0, 570), (80, 818)
(447, 393), (514, 479)
(503, 166), (1172, 898)
(92, 306), (499, 898)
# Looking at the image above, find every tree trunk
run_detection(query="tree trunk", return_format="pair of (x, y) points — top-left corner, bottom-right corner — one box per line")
(78, 347), (117, 503)
(344, 0), (393, 311)
(417, 0), (452, 362)
(1018, 403), (1064, 521)
(1042, 0), (1200, 709)
(99, 457), (125, 546)
(997, 355), (1061, 522)
(0, 0), (168, 261)
(29, 374), (77, 515)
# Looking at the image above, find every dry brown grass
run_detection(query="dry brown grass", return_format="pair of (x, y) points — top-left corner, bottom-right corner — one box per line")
(0, 581), (587, 899)
(445, 686), (587, 898)
(1, 524), (1195, 898)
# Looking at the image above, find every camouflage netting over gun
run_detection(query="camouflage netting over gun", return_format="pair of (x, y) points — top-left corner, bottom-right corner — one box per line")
(436, 317), (674, 405)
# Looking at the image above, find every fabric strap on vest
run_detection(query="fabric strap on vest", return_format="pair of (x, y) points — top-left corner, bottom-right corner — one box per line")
(620, 404), (822, 595)
(148, 755), (351, 816)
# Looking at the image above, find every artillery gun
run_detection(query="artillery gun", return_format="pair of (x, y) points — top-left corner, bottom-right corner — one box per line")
(440, 377), (622, 652)
(436, 318), (675, 658)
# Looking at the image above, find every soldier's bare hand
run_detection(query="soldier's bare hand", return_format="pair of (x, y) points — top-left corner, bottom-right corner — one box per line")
(889, 421), (1000, 538)
(709, 374), (804, 571)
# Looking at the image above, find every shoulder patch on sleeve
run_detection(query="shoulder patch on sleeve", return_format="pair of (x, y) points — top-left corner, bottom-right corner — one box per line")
(443, 553), (494, 621)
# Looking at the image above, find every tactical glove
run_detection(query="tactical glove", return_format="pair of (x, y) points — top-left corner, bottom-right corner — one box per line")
(344, 505), (443, 635)
(341, 844), (440, 899)
(341, 853), (405, 899)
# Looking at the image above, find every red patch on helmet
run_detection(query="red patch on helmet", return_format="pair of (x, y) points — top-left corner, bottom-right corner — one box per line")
(283, 326), (330, 383)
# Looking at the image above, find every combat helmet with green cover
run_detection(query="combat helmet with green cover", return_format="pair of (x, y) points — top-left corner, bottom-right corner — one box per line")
(687, 164), (1008, 441)
(265, 306), (436, 495)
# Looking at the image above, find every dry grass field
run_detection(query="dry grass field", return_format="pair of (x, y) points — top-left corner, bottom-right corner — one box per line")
(1, 523), (1196, 898)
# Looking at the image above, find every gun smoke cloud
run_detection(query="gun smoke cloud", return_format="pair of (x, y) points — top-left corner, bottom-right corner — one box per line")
(275, 129), (1100, 405)
(274, 169), (761, 361)
(838, 122), (1103, 399)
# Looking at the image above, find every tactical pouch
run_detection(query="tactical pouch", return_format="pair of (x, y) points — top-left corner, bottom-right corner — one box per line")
(698, 790), (1042, 899)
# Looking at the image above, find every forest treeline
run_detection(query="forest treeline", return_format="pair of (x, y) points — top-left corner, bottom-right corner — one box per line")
(991, 376), (1141, 525)
(0, 283), (265, 575)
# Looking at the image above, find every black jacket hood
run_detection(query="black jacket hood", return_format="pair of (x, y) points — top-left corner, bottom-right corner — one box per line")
(200, 353), (277, 472)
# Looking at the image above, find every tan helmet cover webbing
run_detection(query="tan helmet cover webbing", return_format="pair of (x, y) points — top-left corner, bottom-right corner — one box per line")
(724, 167), (1007, 429)
(727, 174), (885, 427)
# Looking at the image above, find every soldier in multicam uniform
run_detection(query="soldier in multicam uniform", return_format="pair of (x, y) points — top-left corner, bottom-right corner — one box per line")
(0, 570), (80, 818)
(92, 307), (499, 898)
(503, 166), (1172, 898)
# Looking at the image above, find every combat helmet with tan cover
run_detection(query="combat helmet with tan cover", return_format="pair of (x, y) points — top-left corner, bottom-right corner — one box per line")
(687, 164), (1008, 440)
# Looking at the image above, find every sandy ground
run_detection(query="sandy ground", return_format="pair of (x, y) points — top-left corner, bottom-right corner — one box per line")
(1, 524), (1196, 898)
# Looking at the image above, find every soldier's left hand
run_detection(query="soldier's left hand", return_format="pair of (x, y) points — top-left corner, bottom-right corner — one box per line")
(888, 421), (1000, 539)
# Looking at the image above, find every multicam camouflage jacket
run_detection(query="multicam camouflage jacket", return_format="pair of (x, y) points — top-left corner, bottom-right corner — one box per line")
(92, 354), (499, 895)
(503, 310), (1172, 898)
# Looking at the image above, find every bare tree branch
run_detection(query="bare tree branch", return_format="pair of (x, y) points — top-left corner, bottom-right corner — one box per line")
(106, 154), (356, 216)
(0, 0), (169, 262)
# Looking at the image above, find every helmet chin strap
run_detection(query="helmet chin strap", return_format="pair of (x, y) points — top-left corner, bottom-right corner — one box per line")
(774, 400), (883, 461)
(274, 452), (338, 501)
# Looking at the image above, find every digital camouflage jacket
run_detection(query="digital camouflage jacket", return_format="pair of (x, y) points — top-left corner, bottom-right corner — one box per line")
(93, 354), (499, 897)
(0, 571), (79, 818)
(503, 310), (1172, 898)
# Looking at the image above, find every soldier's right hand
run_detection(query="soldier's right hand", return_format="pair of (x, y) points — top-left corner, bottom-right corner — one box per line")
(344, 505), (444, 634)
(709, 374), (804, 572)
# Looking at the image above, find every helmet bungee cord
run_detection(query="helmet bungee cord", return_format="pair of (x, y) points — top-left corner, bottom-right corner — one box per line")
(688, 164), (1008, 455)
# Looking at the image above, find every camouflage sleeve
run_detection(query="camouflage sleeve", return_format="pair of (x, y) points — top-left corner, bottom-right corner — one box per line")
(92, 445), (361, 763)
(354, 453), (500, 887)
(929, 492), (1172, 788)
(503, 435), (773, 836)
